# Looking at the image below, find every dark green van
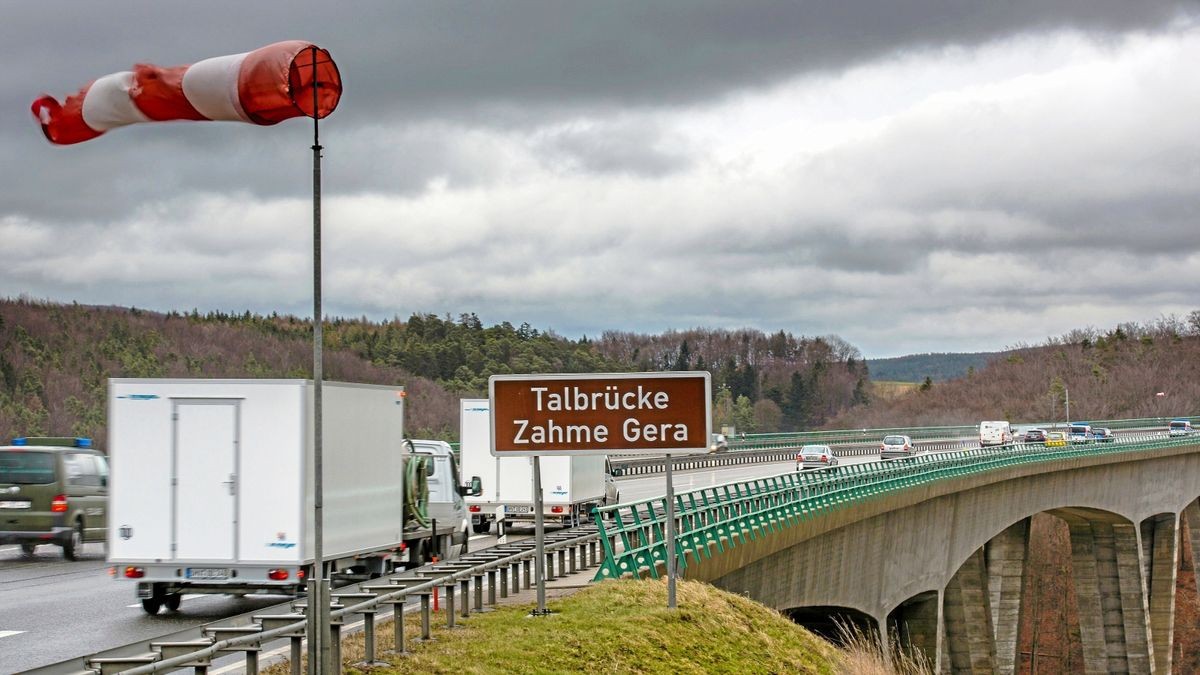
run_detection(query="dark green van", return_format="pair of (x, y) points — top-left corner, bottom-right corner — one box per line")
(0, 437), (108, 560)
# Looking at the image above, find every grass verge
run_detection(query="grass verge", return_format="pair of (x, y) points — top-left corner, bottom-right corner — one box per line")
(264, 578), (842, 674)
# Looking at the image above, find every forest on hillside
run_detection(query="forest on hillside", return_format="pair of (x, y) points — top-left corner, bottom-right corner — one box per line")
(866, 351), (1000, 383)
(835, 314), (1200, 428)
(0, 299), (865, 446)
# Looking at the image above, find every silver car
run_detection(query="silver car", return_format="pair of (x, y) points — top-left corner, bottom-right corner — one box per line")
(880, 434), (917, 460)
(796, 444), (838, 470)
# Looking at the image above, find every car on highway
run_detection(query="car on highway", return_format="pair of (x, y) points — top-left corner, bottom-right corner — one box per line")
(1168, 419), (1194, 437)
(1022, 428), (1047, 444)
(796, 445), (838, 471)
(1093, 427), (1114, 442)
(1044, 431), (1067, 447)
(1067, 423), (1094, 444)
(879, 434), (917, 460)
(0, 437), (107, 560)
(708, 433), (729, 453)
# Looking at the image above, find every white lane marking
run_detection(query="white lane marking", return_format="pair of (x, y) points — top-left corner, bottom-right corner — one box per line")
(0, 630), (25, 638)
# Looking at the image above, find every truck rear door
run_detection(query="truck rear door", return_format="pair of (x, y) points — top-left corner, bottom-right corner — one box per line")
(173, 400), (239, 561)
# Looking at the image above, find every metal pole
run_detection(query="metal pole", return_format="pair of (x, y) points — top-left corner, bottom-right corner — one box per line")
(665, 453), (676, 609)
(1065, 386), (1070, 427)
(305, 45), (331, 675)
(532, 456), (547, 615)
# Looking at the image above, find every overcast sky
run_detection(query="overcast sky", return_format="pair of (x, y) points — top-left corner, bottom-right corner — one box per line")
(4, 2), (1199, 358)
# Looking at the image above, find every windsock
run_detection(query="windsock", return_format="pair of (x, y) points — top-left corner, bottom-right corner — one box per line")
(32, 40), (341, 145)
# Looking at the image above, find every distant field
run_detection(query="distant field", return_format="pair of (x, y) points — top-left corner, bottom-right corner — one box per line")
(871, 380), (919, 400)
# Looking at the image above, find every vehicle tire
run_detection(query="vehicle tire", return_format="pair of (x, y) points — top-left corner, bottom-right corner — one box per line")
(164, 593), (182, 612)
(473, 521), (490, 534)
(62, 521), (83, 561)
(141, 597), (163, 615)
(20, 542), (37, 556)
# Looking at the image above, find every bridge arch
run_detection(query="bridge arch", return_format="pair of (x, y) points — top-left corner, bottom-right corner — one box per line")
(691, 444), (1200, 673)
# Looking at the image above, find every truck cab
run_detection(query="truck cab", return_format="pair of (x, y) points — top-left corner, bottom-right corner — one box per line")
(408, 440), (479, 553)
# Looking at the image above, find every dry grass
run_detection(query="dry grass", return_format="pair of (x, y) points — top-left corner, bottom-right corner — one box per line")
(834, 620), (934, 675)
(262, 579), (844, 674)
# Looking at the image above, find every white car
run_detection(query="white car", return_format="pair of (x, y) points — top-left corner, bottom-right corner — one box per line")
(708, 433), (729, 453)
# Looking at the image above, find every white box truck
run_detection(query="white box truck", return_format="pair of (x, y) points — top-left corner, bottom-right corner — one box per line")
(461, 398), (618, 534)
(107, 379), (467, 615)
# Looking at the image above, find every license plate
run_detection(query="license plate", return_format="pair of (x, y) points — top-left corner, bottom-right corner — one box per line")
(186, 567), (229, 580)
(0, 501), (30, 509)
(505, 505), (532, 514)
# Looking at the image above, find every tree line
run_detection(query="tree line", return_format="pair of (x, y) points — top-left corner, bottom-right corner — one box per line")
(0, 299), (868, 448)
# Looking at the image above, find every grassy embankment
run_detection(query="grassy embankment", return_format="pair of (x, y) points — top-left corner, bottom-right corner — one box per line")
(261, 578), (928, 674)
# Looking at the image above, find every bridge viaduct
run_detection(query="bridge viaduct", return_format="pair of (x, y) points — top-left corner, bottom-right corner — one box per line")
(675, 441), (1200, 674)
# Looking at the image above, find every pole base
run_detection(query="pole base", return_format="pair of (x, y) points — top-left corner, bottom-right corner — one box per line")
(528, 608), (555, 618)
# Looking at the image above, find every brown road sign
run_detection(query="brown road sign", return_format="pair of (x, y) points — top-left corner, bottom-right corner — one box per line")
(489, 372), (711, 456)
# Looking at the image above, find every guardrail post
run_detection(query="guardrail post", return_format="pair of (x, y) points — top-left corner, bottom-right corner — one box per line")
(474, 573), (485, 611)
(419, 592), (433, 641)
(559, 548), (568, 575)
(499, 565), (509, 598)
(523, 558), (532, 587)
(460, 578), (471, 618)
(511, 561), (521, 592)
(569, 545), (578, 573)
(444, 583), (456, 628)
(488, 569), (499, 604)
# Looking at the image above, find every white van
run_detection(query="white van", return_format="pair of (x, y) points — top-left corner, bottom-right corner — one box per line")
(1168, 420), (1194, 437)
(979, 421), (1013, 447)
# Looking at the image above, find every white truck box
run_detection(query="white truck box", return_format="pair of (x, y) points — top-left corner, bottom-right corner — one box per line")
(107, 378), (430, 613)
(461, 398), (609, 531)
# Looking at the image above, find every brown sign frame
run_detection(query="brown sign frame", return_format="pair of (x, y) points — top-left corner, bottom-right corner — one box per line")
(489, 372), (712, 456)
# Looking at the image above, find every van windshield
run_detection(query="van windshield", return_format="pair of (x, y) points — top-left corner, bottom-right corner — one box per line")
(1170, 422), (1188, 429)
(0, 451), (56, 485)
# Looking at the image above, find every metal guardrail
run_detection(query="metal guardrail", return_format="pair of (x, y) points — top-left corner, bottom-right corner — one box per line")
(609, 414), (1198, 477)
(592, 432), (1194, 581)
(43, 526), (610, 674)
(724, 414), (1197, 449)
(610, 439), (971, 476)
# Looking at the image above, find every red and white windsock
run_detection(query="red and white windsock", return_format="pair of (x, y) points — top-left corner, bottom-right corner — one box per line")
(32, 40), (342, 145)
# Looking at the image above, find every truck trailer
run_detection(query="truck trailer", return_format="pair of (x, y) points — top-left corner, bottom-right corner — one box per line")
(460, 398), (618, 534)
(107, 378), (463, 615)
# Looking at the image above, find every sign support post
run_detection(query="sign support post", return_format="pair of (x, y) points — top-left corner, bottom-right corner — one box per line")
(665, 453), (676, 609)
(532, 456), (548, 615)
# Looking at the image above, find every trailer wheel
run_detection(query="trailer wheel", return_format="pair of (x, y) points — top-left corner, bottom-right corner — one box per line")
(473, 521), (490, 534)
(164, 593), (182, 612)
(141, 597), (163, 615)
(20, 543), (37, 556)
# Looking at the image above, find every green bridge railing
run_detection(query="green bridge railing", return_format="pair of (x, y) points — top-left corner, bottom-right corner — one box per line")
(591, 432), (1197, 581)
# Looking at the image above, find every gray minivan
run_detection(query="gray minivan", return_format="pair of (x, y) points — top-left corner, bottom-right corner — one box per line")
(0, 437), (108, 559)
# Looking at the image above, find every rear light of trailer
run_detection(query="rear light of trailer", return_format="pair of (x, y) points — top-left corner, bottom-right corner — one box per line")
(51, 495), (68, 513)
(469, 505), (481, 512)
(551, 506), (564, 514)
(124, 566), (145, 579)
(268, 569), (289, 581)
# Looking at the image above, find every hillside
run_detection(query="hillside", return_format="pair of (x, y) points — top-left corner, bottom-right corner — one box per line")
(865, 351), (1001, 383)
(831, 319), (1200, 428)
(0, 299), (870, 447)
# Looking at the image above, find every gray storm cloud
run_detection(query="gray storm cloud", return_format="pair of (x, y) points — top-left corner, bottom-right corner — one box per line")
(3, 2), (1199, 356)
